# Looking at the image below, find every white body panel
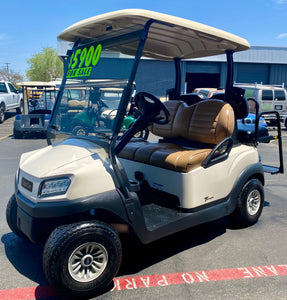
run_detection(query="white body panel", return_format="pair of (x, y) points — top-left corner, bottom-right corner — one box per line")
(120, 145), (259, 209)
(18, 138), (116, 203)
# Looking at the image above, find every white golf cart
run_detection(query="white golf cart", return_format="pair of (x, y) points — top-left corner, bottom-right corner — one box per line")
(6, 9), (284, 298)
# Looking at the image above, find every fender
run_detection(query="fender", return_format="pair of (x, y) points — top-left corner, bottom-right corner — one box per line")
(227, 161), (264, 214)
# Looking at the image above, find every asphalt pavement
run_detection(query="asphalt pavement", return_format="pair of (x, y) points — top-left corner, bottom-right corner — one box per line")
(0, 113), (287, 300)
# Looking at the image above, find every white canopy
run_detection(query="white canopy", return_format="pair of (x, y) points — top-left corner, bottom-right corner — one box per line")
(17, 81), (56, 87)
(58, 9), (250, 61)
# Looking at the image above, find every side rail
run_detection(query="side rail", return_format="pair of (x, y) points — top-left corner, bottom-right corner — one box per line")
(257, 110), (284, 174)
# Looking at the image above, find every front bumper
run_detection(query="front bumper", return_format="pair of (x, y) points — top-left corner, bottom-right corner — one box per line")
(15, 188), (128, 244)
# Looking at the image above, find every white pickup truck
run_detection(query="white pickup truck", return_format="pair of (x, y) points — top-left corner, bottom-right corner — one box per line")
(0, 81), (24, 123)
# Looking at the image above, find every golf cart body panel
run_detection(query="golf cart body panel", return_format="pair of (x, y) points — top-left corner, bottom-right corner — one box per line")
(120, 144), (260, 210)
(18, 138), (116, 201)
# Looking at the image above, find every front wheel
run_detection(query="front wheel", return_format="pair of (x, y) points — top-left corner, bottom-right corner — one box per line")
(16, 99), (24, 114)
(72, 125), (88, 136)
(229, 178), (264, 227)
(43, 221), (122, 299)
(0, 105), (5, 123)
(13, 128), (23, 139)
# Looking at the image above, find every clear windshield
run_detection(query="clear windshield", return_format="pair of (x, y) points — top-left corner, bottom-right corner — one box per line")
(50, 35), (139, 140)
(28, 89), (57, 112)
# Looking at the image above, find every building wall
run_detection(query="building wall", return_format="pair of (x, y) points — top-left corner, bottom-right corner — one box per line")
(116, 46), (287, 98)
(133, 59), (287, 98)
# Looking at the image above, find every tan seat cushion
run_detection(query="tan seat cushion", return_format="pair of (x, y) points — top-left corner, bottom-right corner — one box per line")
(119, 99), (234, 173)
(120, 140), (211, 172)
(149, 147), (212, 172)
(68, 100), (87, 108)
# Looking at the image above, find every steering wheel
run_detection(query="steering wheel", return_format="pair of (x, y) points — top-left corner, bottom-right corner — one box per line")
(134, 92), (170, 125)
(115, 92), (170, 155)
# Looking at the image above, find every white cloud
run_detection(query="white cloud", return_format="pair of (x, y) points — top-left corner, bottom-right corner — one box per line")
(277, 33), (287, 39)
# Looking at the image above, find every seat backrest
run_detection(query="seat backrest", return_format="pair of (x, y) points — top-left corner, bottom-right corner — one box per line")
(150, 100), (235, 145)
(179, 93), (205, 106)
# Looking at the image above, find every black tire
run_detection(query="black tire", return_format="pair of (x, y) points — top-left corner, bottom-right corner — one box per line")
(16, 99), (24, 114)
(43, 221), (122, 299)
(6, 194), (28, 239)
(229, 178), (264, 227)
(0, 105), (5, 123)
(284, 118), (287, 130)
(72, 125), (88, 136)
(13, 128), (23, 139)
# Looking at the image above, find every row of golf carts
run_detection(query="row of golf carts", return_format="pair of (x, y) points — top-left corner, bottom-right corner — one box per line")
(6, 9), (284, 299)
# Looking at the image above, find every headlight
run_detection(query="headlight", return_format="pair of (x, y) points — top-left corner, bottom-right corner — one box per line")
(39, 178), (71, 197)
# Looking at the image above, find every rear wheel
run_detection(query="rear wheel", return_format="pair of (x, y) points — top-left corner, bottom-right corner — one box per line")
(229, 178), (264, 227)
(13, 128), (23, 139)
(43, 221), (122, 298)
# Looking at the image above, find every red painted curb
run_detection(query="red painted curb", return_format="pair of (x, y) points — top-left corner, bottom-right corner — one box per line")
(1, 264), (286, 299)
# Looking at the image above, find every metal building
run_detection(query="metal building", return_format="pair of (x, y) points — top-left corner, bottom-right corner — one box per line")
(135, 46), (287, 97)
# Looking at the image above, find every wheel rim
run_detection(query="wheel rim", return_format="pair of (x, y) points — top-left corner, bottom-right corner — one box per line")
(68, 242), (108, 283)
(133, 130), (143, 138)
(75, 128), (86, 136)
(246, 189), (261, 216)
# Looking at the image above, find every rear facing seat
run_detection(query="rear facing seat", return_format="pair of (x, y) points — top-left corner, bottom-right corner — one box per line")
(119, 99), (235, 172)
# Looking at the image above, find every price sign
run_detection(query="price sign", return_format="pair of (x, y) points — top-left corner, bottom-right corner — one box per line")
(66, 44), (102, 78)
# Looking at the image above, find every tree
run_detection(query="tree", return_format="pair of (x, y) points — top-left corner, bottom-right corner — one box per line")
(0, 67), (23, 84)
(26, 47), (63, 81)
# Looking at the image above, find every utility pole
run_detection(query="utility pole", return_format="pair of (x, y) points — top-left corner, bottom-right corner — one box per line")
(4, 63), (10, 81)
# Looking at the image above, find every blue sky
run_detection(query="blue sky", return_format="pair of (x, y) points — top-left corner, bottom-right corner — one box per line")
(1, 0), (287, 77)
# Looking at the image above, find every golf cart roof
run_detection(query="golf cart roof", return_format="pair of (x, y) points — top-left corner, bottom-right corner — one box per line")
(58, 9), (250, 60)
(17, 81), (56, 88)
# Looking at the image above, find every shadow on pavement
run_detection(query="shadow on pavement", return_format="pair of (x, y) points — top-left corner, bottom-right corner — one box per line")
(1, 232), (47, 285)
(119, 217), (227, 276)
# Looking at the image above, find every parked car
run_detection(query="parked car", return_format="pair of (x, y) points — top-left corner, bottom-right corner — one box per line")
(193, 87), (225, 98)
(0, 81), (24, 123)
(234, 82), (287, 128)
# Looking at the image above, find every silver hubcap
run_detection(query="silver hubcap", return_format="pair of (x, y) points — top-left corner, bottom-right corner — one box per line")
(247, 189), (261, 216)
(68, 242), (108, 283)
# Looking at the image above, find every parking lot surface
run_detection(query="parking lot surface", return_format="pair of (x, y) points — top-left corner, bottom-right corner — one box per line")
(0, 113), (287, 300)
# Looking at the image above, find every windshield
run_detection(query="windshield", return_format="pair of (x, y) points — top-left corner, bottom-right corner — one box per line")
(50, 34), (140, 141)
(28, 89), (57, 112)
